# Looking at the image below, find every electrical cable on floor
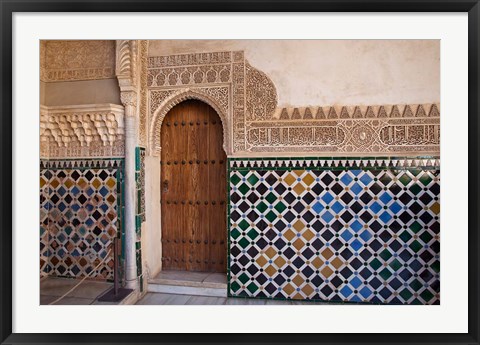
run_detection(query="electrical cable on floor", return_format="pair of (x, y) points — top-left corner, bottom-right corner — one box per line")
(48, 249), (113, 305)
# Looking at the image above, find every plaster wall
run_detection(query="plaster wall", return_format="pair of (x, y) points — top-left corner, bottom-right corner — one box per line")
(42, 78), (121, 106)
(143, 155), (162, 278)
(148, 40), (440, 107)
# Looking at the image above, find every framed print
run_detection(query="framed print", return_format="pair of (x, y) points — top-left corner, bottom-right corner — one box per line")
(1, 1), (479, 344)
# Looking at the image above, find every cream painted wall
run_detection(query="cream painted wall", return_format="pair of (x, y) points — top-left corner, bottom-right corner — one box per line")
(143, 155), (162, 279)
(148, 40), (440, 107)
(42, 78), (121, 106)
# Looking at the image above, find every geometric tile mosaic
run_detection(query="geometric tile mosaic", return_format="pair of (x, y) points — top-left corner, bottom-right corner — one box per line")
(228, 158), (440, 304)
(40, 159), (123, 281)
(135, 147), (146, 290)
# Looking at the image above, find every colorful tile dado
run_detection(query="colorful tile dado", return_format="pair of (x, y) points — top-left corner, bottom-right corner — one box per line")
(228, 157), (440, 304)
(135, 147), (146, 291)
(40, 159), (124, 281)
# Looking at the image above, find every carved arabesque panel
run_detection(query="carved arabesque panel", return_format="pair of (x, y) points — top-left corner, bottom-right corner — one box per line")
(41, 40), (116, 82)
(145, 49), (439, 156)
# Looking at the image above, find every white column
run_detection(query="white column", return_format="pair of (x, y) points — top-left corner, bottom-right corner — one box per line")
(123, 102), (138, 290)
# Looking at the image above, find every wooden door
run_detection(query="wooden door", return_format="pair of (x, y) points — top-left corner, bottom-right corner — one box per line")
(161, 100), (227, 273)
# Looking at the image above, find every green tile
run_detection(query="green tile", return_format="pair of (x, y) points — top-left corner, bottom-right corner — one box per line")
(398, 173), (412, 186)
(238, 237), (250, 249)
(370, 258), (382, 270)
(230, 174), (241, 186)
(379, 267), (392, 280)
(274, 201), (287, 213)
(230, 228), (241, 239)
(420, 289), (434, 303)
(238, 273), (250, 284)
(265, 210), (277, 223)
(247, 282), (259, 294)
(399, 288), (413, 301)
(399, 230), (413, 242)
(389, 259), (402, 271)
(230, 281), (241, 292)
(247, 174), (259, 186)
(265, 192), (277, 204)
(409, 240), (423, 253)
(238, 219), (249, 231)
(257, 201), (268, 213)
(409, 221), (422, 233)
(379, 249), (392, 261)
(419, 231), (433, 244)
(409, 184), (422, 195)
(409, 279), (423, 291)
(419, 172), (433, 186)
(247, 228), (259, 241)
(238, 183), (250, 195)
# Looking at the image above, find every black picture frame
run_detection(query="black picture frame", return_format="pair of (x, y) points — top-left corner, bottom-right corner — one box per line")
(1, 1), (478, 344)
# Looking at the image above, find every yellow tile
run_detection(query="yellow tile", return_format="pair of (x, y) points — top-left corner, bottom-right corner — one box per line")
(283, 173), (296, 186)
(302, 284), (314, 296)
(331, 257), (344, 269)
(321, 247), (334, 260)
(64, 178), (74, 189)
(293, 238), (305, 251)
(303, 229), (315, 241)
(50, 179), (59, 189)
(92, 178), (101, 189)
(293, 183), (305, 194)
(274, 256), (286, 268)
(265, 247), (276, 258)
(256, 255), (268, 267)
(106, 177), (116, 189)
(311, 257), (324, 269)
(321, 266), (334, 278)
(293, 170), (305, 177)
(292, 275), (304, 286)
(430, 202), (440, 215)
(303, 173), (315, 186)
(283, 283), (295, 295)
(40, 177), (46, 188)
(293, 220), (305, 232)
(264, 265), (276, 276)
(78, 178), (87, 189)
(283, 229), (296, 241)
(292, 293), (304, 300)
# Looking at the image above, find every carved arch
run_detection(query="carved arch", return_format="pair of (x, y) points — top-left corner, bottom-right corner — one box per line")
(149, 88), (230, 156)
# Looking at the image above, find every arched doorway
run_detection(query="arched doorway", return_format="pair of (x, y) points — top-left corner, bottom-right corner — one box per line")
(160, 100), (227, 273)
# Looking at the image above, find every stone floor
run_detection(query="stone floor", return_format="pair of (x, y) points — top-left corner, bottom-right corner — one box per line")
(41, 275), (325, 305)
(40, 276), (113, 305)
(149, 270), (227, 286)
(136, 292), (325, 305)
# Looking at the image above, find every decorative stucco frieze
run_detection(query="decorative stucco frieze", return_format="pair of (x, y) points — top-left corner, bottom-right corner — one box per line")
(146, 49), (440, 156)
(245, 104), (439, 153)
(40, 40), (116, 82)
(40, 104), (125, 158)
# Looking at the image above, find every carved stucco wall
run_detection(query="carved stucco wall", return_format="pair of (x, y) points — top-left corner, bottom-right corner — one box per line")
(145, 49), (439, 157)
(40, 40), (116, 82)
(40, 40), (123, 159)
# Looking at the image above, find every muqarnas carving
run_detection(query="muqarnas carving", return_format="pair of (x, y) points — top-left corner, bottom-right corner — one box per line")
(40, 104), (125, 158)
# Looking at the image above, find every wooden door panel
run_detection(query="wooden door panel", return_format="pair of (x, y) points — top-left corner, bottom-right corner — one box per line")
(161, 100), (227, 273)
